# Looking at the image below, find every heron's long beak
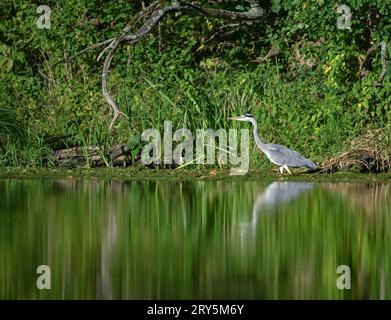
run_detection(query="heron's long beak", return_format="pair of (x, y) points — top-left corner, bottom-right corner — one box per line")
(228, 116), (241, 121)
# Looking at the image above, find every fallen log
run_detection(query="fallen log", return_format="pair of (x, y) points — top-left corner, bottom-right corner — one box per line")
(54, 144), (132, 168)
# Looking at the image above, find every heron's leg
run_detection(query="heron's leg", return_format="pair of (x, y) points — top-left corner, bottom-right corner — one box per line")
(283, 165), (291, 175)
(279, 166), (284, 175)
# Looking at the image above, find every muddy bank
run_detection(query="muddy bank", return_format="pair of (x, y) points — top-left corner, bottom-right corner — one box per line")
(0, 167), (389, 182)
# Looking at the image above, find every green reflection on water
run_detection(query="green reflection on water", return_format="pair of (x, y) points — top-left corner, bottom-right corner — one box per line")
(0, 178), (390, 299)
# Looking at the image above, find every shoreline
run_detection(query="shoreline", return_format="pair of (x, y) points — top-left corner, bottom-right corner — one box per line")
(0, 167), (389, 182)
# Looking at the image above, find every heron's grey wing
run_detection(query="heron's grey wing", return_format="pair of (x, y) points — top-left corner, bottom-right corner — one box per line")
(265, 143), (315, 168)
(267, 143), (302, 157)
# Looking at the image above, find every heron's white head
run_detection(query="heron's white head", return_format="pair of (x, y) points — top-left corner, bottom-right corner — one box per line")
(228, 113), (254, 122)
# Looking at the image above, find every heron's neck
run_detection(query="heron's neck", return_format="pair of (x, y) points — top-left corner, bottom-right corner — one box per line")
(248, 118), (266, 149)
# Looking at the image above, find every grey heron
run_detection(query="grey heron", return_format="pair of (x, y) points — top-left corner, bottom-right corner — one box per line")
(228, 113), (317, 174)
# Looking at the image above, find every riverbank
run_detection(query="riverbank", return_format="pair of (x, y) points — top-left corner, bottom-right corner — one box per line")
(0, 166), (389, 182)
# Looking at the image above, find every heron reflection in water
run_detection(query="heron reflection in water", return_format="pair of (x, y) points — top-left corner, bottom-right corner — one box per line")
(239, 181), (315, 240)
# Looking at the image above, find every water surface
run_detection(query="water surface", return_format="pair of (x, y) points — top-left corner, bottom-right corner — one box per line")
(0, 178), (390, 299)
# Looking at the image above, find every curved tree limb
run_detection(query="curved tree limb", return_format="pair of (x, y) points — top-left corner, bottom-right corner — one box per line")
(52, 38), (116, 66)
(360, 41), (389, 87)
(375, 41), (388, 87)
(102, 48), (128, 131)
(100, 1), (268, 130)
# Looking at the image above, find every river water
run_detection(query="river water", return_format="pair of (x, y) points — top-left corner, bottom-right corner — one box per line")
(0, 178), (390, 299)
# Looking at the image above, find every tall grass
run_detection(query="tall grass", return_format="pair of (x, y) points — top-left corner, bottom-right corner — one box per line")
(0, 135), (54, 167)
(0, 106), (26, 147)
(111, 62), (363, 168)
(1, 60), (388, 169)
(0, 107), (53, 167)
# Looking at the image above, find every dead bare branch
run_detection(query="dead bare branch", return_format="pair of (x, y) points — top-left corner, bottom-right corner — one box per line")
(292, 39), (321, 68)
(360, 44), (378, 79)
(376, 41), (388, 87)
(99, 1), (267, 130)
(253, 46), (280, 63)
(52, 38), (116, 66)
(360, 41), (389, 87)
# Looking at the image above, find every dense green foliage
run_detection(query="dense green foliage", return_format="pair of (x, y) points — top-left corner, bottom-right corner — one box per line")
(0, 0), (390, 168)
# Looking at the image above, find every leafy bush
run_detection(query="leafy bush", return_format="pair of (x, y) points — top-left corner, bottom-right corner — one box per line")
(0, 0), (389, 168)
